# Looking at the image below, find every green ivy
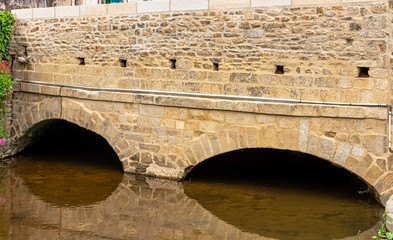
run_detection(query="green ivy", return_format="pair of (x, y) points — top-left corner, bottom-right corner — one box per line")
(0, 11), (14, 62)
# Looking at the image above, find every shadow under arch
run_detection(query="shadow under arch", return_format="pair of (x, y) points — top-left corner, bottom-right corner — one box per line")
(183, 148), (383, 240)
(13, 119), (124, 206)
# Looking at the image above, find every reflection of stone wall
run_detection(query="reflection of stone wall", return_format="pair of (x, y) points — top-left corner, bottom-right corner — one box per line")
(2, 167), (268, 240)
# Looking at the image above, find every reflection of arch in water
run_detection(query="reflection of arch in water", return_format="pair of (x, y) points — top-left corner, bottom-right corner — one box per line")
(183, 148), (383, 240)
(2, 168), (273, 240)
(14, 155), (124, 207)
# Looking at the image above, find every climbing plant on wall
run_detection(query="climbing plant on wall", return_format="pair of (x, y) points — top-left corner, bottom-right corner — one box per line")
(0, 11), (14, 142)
(0, 11), (14, 62)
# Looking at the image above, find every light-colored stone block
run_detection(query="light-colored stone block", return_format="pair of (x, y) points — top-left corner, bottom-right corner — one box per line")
(292, 0), (340, 5)
(343, 0), (383, 2)
(80, 5), (107, 16)
(55, 6), (80, 18)
(11, 9), (33, 19)
(251, 0), (291, 7)
(171, 0), (208, 11)
(108, 2), (137, 15)
(210, 0), (249, 9)
(32, 7), (55, 19)
(137, 0), (169, 13)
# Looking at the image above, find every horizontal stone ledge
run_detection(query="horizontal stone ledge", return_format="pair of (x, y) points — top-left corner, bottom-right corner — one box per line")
(16, 82), (389, 120)
(11, 0), (386, 19)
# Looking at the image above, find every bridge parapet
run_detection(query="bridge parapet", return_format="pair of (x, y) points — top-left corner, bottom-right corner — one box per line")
(11, 0), (388, 19)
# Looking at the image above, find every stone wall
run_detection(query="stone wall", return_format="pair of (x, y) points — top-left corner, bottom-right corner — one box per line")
(11, 1), (392, 105)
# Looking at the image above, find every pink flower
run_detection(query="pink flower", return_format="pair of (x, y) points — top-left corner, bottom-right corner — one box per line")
(0, 109), (3, 111)
(3, 88), (5, 91)
(2, 123), (5, 125)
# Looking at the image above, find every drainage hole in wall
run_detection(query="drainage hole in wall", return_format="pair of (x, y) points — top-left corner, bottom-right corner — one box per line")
(358, 67), (369, 78)
(77, 57), (85, 66)
(275, 65), (284, 74)
(170, 59), (176, 69)
(119, 59), (127, 68)
(213, 62), (219, 71)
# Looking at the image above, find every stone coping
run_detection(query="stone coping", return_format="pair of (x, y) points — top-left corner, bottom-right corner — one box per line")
(387, 195), (393, 232)
(14, 81), (389, 120)
(11, 0), (386, 19)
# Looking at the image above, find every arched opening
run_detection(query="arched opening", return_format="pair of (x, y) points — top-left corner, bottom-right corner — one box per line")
(18, 119), (122, 169)
(12, 119), (123, 206)
(183, 148), (383, 240)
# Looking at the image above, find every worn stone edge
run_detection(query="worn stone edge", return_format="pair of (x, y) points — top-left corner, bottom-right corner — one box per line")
(16, 82), (388, 120)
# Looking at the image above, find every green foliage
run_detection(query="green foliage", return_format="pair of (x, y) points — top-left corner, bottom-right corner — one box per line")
(0, 12), (14, 143)
(0, 11), (14, 61)
(373, 213), (393, 240)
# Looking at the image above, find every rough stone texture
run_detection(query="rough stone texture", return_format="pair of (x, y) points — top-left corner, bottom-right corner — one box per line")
(7, 1), (393, 203)
(387, 195), (393, 232)
(10, 2), (393, 105)
(9, 83), (393, 203)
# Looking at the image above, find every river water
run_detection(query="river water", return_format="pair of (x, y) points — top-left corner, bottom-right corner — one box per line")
(0, 153), (384, 240)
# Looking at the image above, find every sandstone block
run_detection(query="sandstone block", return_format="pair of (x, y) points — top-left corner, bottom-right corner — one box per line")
(292, 0), (340, 5)
(138, 0), (170, 13)
(32, 7), (55, 18)
(55, 6), (80, 17)
(362, 135), (387, 154)
(12, 9), (33, 19)
(209, 0), (249, 9)
(80, 5), (107, 16)
(108, 2), (137, 15)
(171, 0), (208, 11)
(251, 0), (290, 7)
(298, 120), (309, 152)
(364, 164), (384, 185)
(319, 137), (335, 160)
(333, 142), (352, 166)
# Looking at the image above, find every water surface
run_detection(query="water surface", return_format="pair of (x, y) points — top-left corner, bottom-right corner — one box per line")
(0, 154), (384, 240)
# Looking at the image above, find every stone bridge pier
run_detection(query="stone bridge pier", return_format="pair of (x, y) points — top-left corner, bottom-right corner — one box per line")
(7, 0), (393, 205)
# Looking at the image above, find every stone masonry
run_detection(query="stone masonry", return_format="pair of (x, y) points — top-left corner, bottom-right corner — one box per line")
(8, 0), (393, 204)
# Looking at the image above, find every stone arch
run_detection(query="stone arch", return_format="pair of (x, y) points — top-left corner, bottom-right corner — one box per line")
(10, 94), (125, 170)
(179, 125), (385, 199)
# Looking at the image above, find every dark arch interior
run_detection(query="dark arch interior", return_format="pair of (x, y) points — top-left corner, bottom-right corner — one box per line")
(18, 119), (123, 171)
(185, 148), (377, 200)
(183, 148), (383, 240)
(13, 119), (124, 206)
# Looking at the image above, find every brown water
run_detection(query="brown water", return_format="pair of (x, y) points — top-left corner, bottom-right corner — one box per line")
(0, 154), (384, 240)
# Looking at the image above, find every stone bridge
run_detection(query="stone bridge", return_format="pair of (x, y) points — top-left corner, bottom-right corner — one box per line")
(7, 0), (393, 204)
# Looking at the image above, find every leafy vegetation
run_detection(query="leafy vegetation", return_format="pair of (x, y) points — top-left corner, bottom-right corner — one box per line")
(373, 213), (393, 240)
(0, 11), (15, 143)
(0, 11), (14, 62)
